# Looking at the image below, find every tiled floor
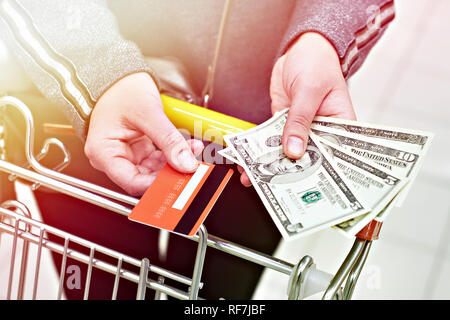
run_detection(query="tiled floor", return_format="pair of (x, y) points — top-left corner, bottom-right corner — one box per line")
(253, 0), (450, 300)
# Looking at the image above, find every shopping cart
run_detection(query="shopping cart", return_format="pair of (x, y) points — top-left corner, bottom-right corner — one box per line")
(0, 95), (381, 300)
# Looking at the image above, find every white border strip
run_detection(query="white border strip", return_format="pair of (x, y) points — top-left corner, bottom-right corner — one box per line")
(172, 164), (209, 210)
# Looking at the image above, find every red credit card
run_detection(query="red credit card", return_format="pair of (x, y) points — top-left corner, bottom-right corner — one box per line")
(129, 162), (233, 237)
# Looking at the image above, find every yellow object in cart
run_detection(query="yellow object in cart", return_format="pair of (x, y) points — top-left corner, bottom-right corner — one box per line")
(43, 94), (257, 145)
(161, 94), (255, 146)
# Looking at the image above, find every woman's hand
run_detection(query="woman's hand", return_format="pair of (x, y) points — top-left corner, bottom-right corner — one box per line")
(85, 72), (204, 196)
(240, 32), (356, 187)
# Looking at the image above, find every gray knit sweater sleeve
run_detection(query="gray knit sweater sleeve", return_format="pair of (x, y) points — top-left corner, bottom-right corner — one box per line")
(0, 0), (155, 140)
(278, 0), (395, 79)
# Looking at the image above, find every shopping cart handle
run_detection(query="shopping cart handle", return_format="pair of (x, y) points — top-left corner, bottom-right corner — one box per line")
(44, 94), (256, 147)
(161, 94), (255, 145)
(356, 220), (383, 241)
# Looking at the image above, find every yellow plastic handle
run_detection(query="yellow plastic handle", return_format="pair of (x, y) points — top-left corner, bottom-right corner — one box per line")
(43, 94), (255, 146)
(161, 94), (256, 146)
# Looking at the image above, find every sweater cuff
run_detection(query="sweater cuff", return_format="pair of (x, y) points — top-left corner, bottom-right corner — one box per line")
(80, 40), (160, 139)
(278, 0), (395, 79)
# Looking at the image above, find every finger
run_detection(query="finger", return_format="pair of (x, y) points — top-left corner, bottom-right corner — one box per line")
(129, 136), (157, 165)
(240, 171), (252, 187)
(270, 56), (291, 115)
(236, 165), (253, 186)
(318, 86), (356, 120)
(139, 152), (167, 173)
(187, 139), (205, 158)
(136, 107), (199, 173)
(105, 157), (157, 196)
(282, 79), (328, 159)
(138, 141), (202, 176)
(86, 139), (157, 196)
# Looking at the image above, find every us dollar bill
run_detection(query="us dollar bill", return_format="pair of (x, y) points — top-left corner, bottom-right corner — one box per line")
(310, 124), (419, 221)
(312, 133), (408, 236)
(218, 147), (243, 166)
(224, 110), (369, 240)
(313, 116), (433, 152)
(312, 117), (433, 206)
(311, 124), (418, 183)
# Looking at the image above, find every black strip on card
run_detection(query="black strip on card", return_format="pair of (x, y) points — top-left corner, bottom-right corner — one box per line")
(174, 165), (229, 235)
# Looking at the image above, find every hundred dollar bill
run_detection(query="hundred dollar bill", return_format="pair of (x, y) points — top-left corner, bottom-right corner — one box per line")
(218, 147), (243, 166)
(224, 110), (370, 240)
(312, 133), (408, 236)
(312, 117), (433, 206)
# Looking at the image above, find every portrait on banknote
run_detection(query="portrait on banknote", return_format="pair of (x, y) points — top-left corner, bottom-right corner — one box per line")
(247, 145), (323, 184)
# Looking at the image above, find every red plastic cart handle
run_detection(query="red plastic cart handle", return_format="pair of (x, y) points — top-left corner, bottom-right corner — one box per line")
(356, 220), (383, 241)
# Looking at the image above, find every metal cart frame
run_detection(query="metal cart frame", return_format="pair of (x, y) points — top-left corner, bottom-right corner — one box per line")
(0, 95), (377, 300)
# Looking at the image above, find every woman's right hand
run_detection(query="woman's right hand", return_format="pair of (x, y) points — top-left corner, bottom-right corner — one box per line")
(84, 72), (204, 196)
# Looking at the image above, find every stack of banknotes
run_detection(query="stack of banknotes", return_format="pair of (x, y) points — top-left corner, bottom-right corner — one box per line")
(219, 109), (433, 241)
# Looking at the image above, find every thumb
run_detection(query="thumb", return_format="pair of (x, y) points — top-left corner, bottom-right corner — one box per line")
(282, 82), (327, 159)
(138, 108), (199, 173)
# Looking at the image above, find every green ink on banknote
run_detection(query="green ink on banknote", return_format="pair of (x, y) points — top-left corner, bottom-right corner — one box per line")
(301, 191), (322, 204)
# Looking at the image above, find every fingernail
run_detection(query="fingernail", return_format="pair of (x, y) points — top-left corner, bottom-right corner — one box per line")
(193, 140), (204, 157)
(287, 136), (304, 157)
(178, 150), (198, 171)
